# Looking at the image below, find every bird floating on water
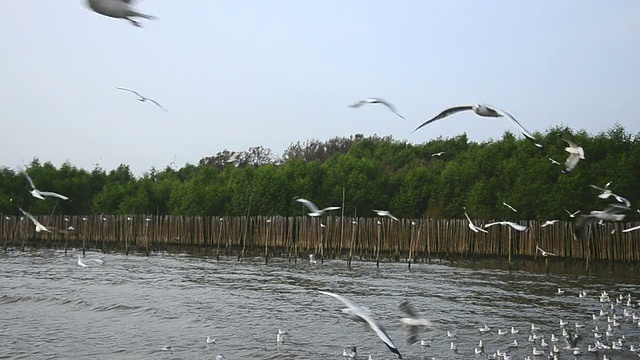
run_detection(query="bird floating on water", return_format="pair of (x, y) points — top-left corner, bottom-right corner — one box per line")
(116, 87), (168, 112)
(23, 171), (69, 200)
(86, 0), (156, 27)
(296, 198), (340, 217)
(413, 103), (542, 147)
(349, 97), (406, 120)
(319, 290), (402, 358)
(309, 254), (317, 264)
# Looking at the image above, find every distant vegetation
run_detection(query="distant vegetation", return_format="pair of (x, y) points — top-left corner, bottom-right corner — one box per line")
(1, 124), (639, 221)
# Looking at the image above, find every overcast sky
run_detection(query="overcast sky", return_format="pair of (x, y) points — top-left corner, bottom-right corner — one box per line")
(1, 1), (639, 176)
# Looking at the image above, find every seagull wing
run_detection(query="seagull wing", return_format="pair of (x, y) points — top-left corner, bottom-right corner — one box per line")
(320, 206), (341, 213)
(116, 87), (143, 98)
(38, 191), (69, 200)
(483, 222), (501, 229)
(349, 100), (367, 108)
(505, 222), (528, 231)
(399, 300), (418, 318)
(319, 291), (402, 358)
(22, 171), (37, 190)
(375, 99), (406, 120)
(296, 198), (320, 213)
(413, 105), (473, 132)
(564, 153), (580, 172)
(623, 225), (640, 233)
(498, 109), (543, 148)
(148, 98), (168, 112)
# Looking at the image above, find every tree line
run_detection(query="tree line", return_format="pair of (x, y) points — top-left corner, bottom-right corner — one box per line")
(1, 124), (639, 222)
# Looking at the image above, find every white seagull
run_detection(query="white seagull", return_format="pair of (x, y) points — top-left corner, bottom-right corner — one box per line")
(349, 97), (406, 120)
(86, 0), (156, 27)
(296, 198), (340, 217)
(563, 139), (585, 172)
(548, 158), (561, 165)
(589, 183), (630, 207)
(483, 221), (528, 232)
(463, 209), (488, 233)
(413, 103), (542, 147)
(541, 220), (560, 228)
(565, 209), (580, 218)
(536, 245), (555, 257)
(309, 254), (317, 264)
(116, 87), (168, 112)
(319, 291), (402, 359)
(398, 300), (432, 345)
(23, 171), (69, 200)
(373, 209), (399, 221)
(226, 152), (240, 164)
(502, 202), (517, 212)
(431, 152), (446, 157)
(78, 255), (104, 267)
(77, 255), (88, 268)
(18, 206), (52, 233)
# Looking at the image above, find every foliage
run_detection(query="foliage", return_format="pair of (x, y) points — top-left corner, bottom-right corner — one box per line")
(1, 126), (639, 221)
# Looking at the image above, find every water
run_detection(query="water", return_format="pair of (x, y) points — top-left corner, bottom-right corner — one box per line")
(2, 250), (640, 359)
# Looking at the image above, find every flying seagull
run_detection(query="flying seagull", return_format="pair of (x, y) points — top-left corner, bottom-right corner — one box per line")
(318, 290), (402, 358)
(399, 300), (432, 345)
(116, 87), (168, 112)
(431, 152), (446, 157)
(573, 204), (630, 240)
(589, 184), (630, 207)
(562, 139), (585, 173)
(541, 220), (560, 228)
(565, 209), (580, 218)
(373, 209), (399, 221)
(502, 202), (517, 212)
(463, 208), (488, 233)
(536, 245), (555, 257)
(413, 103), (542, 148)
(18, 206), (52, 233)
(296, 198), (340, 217)
(226, 152), (240, 164)
(86, 0), (156, 27)
(483, 221), (528, 232)
(349, 97), (406, 120)
(23, 171), (69, 200)
(548, 158), (561, 165)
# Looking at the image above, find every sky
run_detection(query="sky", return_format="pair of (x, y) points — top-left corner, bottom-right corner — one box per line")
(1, 1), (639, 176)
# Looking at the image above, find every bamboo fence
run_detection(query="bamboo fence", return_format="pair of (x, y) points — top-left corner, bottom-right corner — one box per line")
(1, 215), (640, 268)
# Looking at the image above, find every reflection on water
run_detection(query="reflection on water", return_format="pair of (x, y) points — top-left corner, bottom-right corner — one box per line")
(1, 249), (640, 359)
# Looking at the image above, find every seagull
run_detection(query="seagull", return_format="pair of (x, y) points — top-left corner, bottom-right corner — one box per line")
(502, 202), (517, 212)
(483, 221), (528, 232)
(548, 158), (561, 165)
(349, 97), (406, 120)
(319, 291), (402, 359)
(309, 254), (317, 264)
(431, 152), (446, 157)
(589, 184), (630, 207)
(573, 204), (630, 240)
(23, 171), (69, 200)
(623, 225), (640, 233)
(563, 139), (585, 173)
(463, 209), (488, 233)
(296, 198), (340, 217)
(373, 210), (399, 221)
(565, 209), (580, 218)
(413, 103), (542, 147)
(536, 245), (555, 257)
(206, 336), (216, 344)
(116, 87), (168, 112)
(77, 255), (88, 268)
(541, 220), (559, 228)
(18, 206), (52, 233)
(343, 346), (357, 358)
(86, 0), (156, 27)
(226, 152), (240, 164)
(398, 300), (432, 345)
